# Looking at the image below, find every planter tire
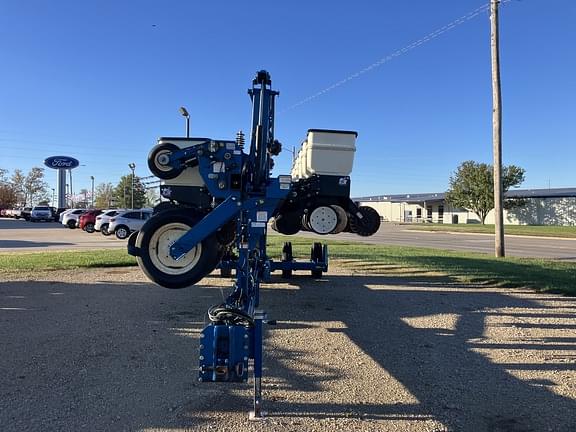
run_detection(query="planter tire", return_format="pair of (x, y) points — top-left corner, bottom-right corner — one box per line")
(135, 209), (221, 289)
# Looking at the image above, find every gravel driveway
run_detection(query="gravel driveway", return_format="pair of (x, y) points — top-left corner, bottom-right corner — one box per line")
(1, 266), (575, 431)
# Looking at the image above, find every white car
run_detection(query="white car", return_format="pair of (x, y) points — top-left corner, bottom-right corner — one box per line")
(4, 209), (18, 218)
(95, 209), (126, 236)
(61, 209), (86, 229)
(108, 209), (153, 239)
(30, 206), (52, 222)
(9, 209), (22, 219)
(59, 209), (75, 223)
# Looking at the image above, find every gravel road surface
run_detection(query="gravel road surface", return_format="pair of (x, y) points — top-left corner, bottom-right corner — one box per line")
(2, 265), (576, 431)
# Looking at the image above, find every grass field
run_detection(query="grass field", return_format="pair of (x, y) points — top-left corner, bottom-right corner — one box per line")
(406, 223), (576, 238)
(1, 235), (574, 295)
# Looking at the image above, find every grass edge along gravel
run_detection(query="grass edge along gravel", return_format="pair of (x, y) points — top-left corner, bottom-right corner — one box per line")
(0, 236), (574, 296)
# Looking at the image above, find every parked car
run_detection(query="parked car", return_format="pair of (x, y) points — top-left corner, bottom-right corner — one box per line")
(61, 209), (87, 229)
(21, 207), (32, 221)
(108, 209), (153, 239)
(30, 206), (53, 222)
(95, 209), (125, 236)
(78, 209), (103, 233)
(52, 207), (68, 222)
(8, 208), (22, 219)
(59, 208), (75, 223)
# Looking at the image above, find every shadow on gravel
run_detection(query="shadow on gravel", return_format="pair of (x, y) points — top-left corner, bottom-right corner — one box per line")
(1, 274), (576, 431)
(258, 274), (576, 431)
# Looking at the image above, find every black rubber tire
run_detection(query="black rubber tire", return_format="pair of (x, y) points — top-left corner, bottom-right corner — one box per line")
(115, 225), (130, 240)
(101, 223), (111, 236)
(147, 143), (185, 180)
(85, 223), (95, 233)
(271, 211), (302, 235)
(67, 220), (76, 229)
(281, 242), (293, 278)
(311, 242), (323, 278)
(311, 269), (323, 278)
(153, 202), (177, 214)
(136, 209), (221, 289)
(349, 206), (381, 237)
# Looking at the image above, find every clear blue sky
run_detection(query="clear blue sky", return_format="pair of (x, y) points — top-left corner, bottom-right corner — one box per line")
(1, 0), (574, 197)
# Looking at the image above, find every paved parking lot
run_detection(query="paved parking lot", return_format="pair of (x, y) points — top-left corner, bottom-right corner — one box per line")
(0, 218), (125, 251)
(1, 218), (575, 260)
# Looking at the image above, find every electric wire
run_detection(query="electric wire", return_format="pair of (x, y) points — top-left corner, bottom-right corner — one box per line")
(207, 303), (254, 327)
(280, 0), (514, 114)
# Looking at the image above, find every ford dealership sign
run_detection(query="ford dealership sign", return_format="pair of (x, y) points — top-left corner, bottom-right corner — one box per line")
(44, 156), (80, 170)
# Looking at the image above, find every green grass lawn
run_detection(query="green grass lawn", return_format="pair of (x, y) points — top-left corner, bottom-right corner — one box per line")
(0, 249), (137, 272)
(405, 223), (576, 238)
(2, 236), (575, 295)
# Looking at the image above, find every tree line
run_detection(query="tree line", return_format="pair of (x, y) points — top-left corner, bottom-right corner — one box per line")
(2, 161), (525, 220)
(0, 167), (159, 210)
(0, 167), (49, 208)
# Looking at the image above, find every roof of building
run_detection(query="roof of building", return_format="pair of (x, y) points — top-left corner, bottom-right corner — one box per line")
(355, 187), (576, 203)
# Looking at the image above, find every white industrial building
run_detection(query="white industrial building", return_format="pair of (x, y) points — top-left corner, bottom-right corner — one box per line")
(356, 188), (576, 226)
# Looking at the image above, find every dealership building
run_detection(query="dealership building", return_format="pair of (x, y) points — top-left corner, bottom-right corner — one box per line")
(356, 187), (576, 226)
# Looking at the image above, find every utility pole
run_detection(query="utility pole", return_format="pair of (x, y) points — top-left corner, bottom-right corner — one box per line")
(90, 176), (95, 208)
(69, 169), (74, 208)
(491, 0), (505, 257)
(128, 163), (136, 209)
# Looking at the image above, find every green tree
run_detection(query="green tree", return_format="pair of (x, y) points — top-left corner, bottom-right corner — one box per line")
(0, 169), (17, 208)
(0, 184), (18, 208)
(113, 175), (146, 209)
(445, 160), (525, 224)
(94, 182), (115, 208)
(24, 167), (49, 206)
(10, 169), (26, 206)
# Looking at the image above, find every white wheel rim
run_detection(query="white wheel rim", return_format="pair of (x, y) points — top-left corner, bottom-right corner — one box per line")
(148, 222), (202, 275)
(154, 149), (174, 173)
(309, 206), (338, 234)
(117, 228), (128, 238)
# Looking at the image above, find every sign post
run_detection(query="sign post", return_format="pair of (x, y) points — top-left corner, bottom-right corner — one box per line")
(43, 156), (80, 208)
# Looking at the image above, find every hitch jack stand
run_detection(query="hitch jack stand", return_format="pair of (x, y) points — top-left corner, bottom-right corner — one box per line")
(249, 310), (266, 420)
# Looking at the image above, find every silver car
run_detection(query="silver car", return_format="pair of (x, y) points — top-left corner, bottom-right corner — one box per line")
(95, 209), (126, 236)
(108, 209), (153, 240)
(30, 206), (53, 222)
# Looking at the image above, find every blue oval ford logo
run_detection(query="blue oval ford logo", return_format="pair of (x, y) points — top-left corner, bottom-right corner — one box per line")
(44, 156), (80, 169)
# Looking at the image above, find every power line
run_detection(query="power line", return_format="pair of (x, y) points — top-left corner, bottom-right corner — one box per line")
(280, 1), (514, 114)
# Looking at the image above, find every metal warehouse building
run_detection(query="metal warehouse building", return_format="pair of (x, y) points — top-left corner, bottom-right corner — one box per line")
(356, 188), (576, 226)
